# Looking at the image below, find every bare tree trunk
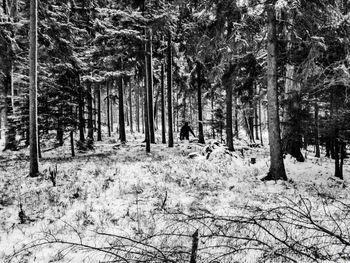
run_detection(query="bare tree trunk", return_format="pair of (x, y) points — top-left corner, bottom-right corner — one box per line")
(167, 32), (174, 147)
(254, 82), (259, 141)
(264, 2), (287, 181)
(314, 98), (320, 157)
(107, 81), (111, 137)
(161, 63), (166, 144)
(129, 82), (133, 133)
(234, 96), (239, 138)
(119, 77), (126, 143)
(197, 62), (205, 144)
(144, 48), (151, 152)
(147, 29), (155, 143)
(136, 80), (140, 133)
(78, 84), (85, 142)
(211, 85), (215, 139)
(87, 82), (94, 140)
(70, 130), (75, 157)
(258, 85), (264, 146)
(57, 105), (64, 145)
(97, 84), (102, 141)
(29, 0), (39, 177)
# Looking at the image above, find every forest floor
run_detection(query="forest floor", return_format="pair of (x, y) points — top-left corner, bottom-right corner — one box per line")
(0, 132), (350, 263)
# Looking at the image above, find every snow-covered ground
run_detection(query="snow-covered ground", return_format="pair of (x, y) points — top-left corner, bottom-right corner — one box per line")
(1, 133), (350, 262)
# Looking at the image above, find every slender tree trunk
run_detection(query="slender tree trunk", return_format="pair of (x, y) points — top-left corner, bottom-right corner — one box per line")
(197, 63), (205, 144)
(107, 81), (111, 137)
(141, 79), (144, 134)
(211, 86), (215, 139)
(144, 47), (151, 152)
(129, 82), (133, 133)
(167, 32), (174, 147)
(29, 0), (39, 177)
(97, 84), (102, 141)
(234, 96), (239, 138)
(87, 82), (94, 140)
(119, 77), (126, 143)
(254, 82), (259, 141)
(314, 99), (320, 157)
(264, 3), (287, 181)
(110, 94), (114, 132)
(57, 105), (64, 145)
(70, 130), (75, 157)
(147, 29), (155, 143)
(136, 80), (140, 133)
(223, 65), (234, 151)
(161, 63), (166, 144)
(258, 85), (264, 146)
(78, 85), (85, 142)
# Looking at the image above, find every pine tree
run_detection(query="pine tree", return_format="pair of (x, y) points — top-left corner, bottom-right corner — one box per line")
(29, 0), (39, 177)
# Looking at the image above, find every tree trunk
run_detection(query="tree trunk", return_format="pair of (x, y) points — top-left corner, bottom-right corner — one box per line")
(161, 63), (166, 144)
(87, 82), (94, 140)
(147, 29), (155, 143)
(264, 3), (287, 181)
(57, 105), (64, 145)
(211, 85), (215, 139)
(107, 81), (111, 137)
(234, 96), (239, 138)
(223, 64), (234, 151)
(254, 82), (260, 141)
(258, 85), (264, 146)
(167, 32), (174, 147)
(78, 84), (85, 142)
(144, 48), (151, 152)
(70, 130), (75, 157)
(129, 82), (133, 133)
(29, 0), (39, 177)
(314, 99), (320, 157)
(119, 77), (126, 143)
(197, 62), (205, 144)
(96, 84), (102, 141)
(136, 80), (140, 133)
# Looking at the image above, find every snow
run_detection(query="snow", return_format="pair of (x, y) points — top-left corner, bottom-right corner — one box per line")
(1, 132), (350, 262)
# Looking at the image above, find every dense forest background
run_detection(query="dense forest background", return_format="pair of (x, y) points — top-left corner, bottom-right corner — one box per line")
(1, 1), (350, 262)
(0, 0), (349, 178)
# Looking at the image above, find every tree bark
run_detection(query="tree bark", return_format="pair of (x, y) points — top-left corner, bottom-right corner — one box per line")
(87, 82), (94, 140)
(197, 62), (205, 144)
(167, 32), (174, 147)
(264, 2), (287, 181)
(136, 79), (140, 133)
(78, 83), (85, 142)
(107, 81), (111, 137)
(314, 99), (320, 157)
(161, 63), (166, 144)
(129, 81), (133, 133)
(57, 105), (64, 145)
(119, 77), (126, 143)
(147, 29), (155, 143)
(29, 0), (39, 177)
(97, 84), (102, 141)
(144, 53), (151, 152)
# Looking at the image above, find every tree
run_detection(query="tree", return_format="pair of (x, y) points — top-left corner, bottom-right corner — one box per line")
(167, 32), (174, 147)
(29, 0), (39, 177)
(197, 62), (205, 144)
(161, 63), (166, 144)
(119, 76), (126, 143)
(264, 2), (287, 181)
